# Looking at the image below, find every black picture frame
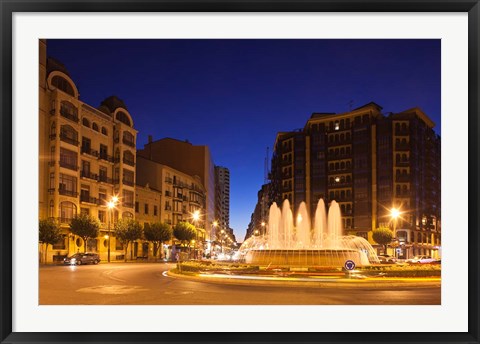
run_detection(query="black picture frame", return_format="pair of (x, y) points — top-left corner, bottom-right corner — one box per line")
(1, 1), (479, 343)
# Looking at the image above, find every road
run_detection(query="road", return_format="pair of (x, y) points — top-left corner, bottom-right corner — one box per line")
(39, 263), (441, 305)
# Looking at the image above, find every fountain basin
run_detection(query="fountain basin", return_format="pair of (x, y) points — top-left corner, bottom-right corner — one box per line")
(245, 248), (371, 267)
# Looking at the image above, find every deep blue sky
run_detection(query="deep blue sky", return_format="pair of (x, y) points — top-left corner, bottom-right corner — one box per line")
(47, 39), (441, 241)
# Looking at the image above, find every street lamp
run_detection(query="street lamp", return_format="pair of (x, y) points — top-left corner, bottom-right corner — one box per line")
(106, 195), (118, 263)
(261, 221), (266, 235)
(192, 210), (200, 259)
(391, 207), (400, 258)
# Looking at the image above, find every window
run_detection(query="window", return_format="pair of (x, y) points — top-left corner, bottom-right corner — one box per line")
(123, 169), (134, 186)
(98, 210), (106, 223)
(122, 212), (133, 218)
(50, 122), (56, 138)
(60, 148), (78, 170)
(99, 144), (108, 160)
(60, 125), (78, 145)
(52, 76), (75, 97)
(116, 111), (131, 126)
(123, 131), (135, 146)
(59, 201), (77, 223)
(49, 173), (55, 190)
(144, 204), (149, 215)
(122, 190), (134, 208)
(80, 208), (89, 216)
(154, 205), (158, 216)
(82, 118), (90, 128)
(49, 200), (54, 218)
(123, 150), (135, 166)
(92, 122), (99, 131)
(53, 236), (66, 250)
(99, 166), (108, 182)
(135, 202), (139, 213)
(59, 173), (77, 196)
(101, 127), (108, 136)
(98, 189), (107, 203)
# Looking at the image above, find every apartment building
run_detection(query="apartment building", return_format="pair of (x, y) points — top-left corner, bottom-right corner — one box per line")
(39, 40), (137, 262)
(268, 102), (441, 258)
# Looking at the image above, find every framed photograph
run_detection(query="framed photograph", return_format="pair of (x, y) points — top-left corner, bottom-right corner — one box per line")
(1, 1), (478, 343)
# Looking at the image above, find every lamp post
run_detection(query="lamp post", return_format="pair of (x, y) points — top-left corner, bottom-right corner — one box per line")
(391, 207), (400, 258)
(192, 210), (200, 259)
(106, 196), (118, 263)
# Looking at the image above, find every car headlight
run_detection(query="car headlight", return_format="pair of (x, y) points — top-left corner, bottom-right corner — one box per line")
(70, 258), (76, 263)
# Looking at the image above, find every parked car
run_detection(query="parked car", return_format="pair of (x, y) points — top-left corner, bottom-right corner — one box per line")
(406, 255), (437, 264)
(63, 253), (100, 265)
(377, 255), (397, 264)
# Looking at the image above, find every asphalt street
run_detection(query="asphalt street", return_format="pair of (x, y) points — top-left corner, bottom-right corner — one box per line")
(39, 263), (441, 305)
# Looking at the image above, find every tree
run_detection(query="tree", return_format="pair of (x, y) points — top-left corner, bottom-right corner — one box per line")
(144, 222), (172, 261)
(372, 226), (394, 255)
(39, 218), (63, 264)
(173, 221), (197, 251)
(115, 218), (143, 261)
(69, 214), (100, 253)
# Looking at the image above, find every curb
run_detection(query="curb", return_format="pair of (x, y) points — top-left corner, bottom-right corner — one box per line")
(167, 270), (441, 289)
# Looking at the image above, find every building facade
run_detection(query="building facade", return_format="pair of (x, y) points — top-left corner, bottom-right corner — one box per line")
(268, 102), (441, 258)
(137, 137), (215, 239)
(214, 166), (230, 238)
(39, 40), (138, 262)
(244, 183), (271, 241)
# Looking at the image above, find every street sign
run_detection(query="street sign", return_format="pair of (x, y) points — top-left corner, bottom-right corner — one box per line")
(344, 260), (356, 270)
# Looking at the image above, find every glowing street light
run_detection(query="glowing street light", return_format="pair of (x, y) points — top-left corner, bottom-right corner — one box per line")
(391, 207), (401, 258)
(106, 196), (118, 263)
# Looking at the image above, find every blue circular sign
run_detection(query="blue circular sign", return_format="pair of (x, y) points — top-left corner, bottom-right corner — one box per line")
(344, 260), (356, 270)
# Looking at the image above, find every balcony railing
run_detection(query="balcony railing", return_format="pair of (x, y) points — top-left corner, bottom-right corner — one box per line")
(81, 170), (97, 180)
(99, 153), (114, 163)
(395, 143), (410, 151)
(122, 138), (135, 147)
(123, 158), (135, 167)
(59, 133), (79, 146)
(59, 161), (78, 171)
(60, 108), (79, 123)
(81, 147), (98, 157)
(123, 202), (134, 208)
(59, 188), (78, 197)
(395, 160), (410, 167)
(396, 175), (411, 183)
(165, 177), (173, 184)
(80, 194), (99, 205)
(98, 175), (113, 184)
(122, 179), (135, 187)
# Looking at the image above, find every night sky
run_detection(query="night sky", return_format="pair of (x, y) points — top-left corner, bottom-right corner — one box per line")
(46, 39), (441, 241)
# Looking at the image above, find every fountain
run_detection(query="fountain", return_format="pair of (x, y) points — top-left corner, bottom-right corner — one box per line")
(239, 199), (379, 267)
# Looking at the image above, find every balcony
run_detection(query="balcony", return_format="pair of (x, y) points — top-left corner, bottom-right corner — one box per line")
(59, 133), (79, 146)
(165, 177), (173, 184)
(98, 175), (113, 184)
(59, 161), (78, 171)
(81, 147), (98, 158)
(60, 108), (79, 123)
(81, 170), (97, 181)
(99, 153), (114, 163)
(59, 188), (78, 197)
(165, 190), (172, 197)
(123, 158), (135, 167)
(396, 175), (411, 183)
(395, 142), (410, 151)
(122, 138), (135, 147)
(395, 160), (410, 167)
(122, 179), (135, 187)
(80, 194), (99, 205)
(123, 202), (134, 209)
